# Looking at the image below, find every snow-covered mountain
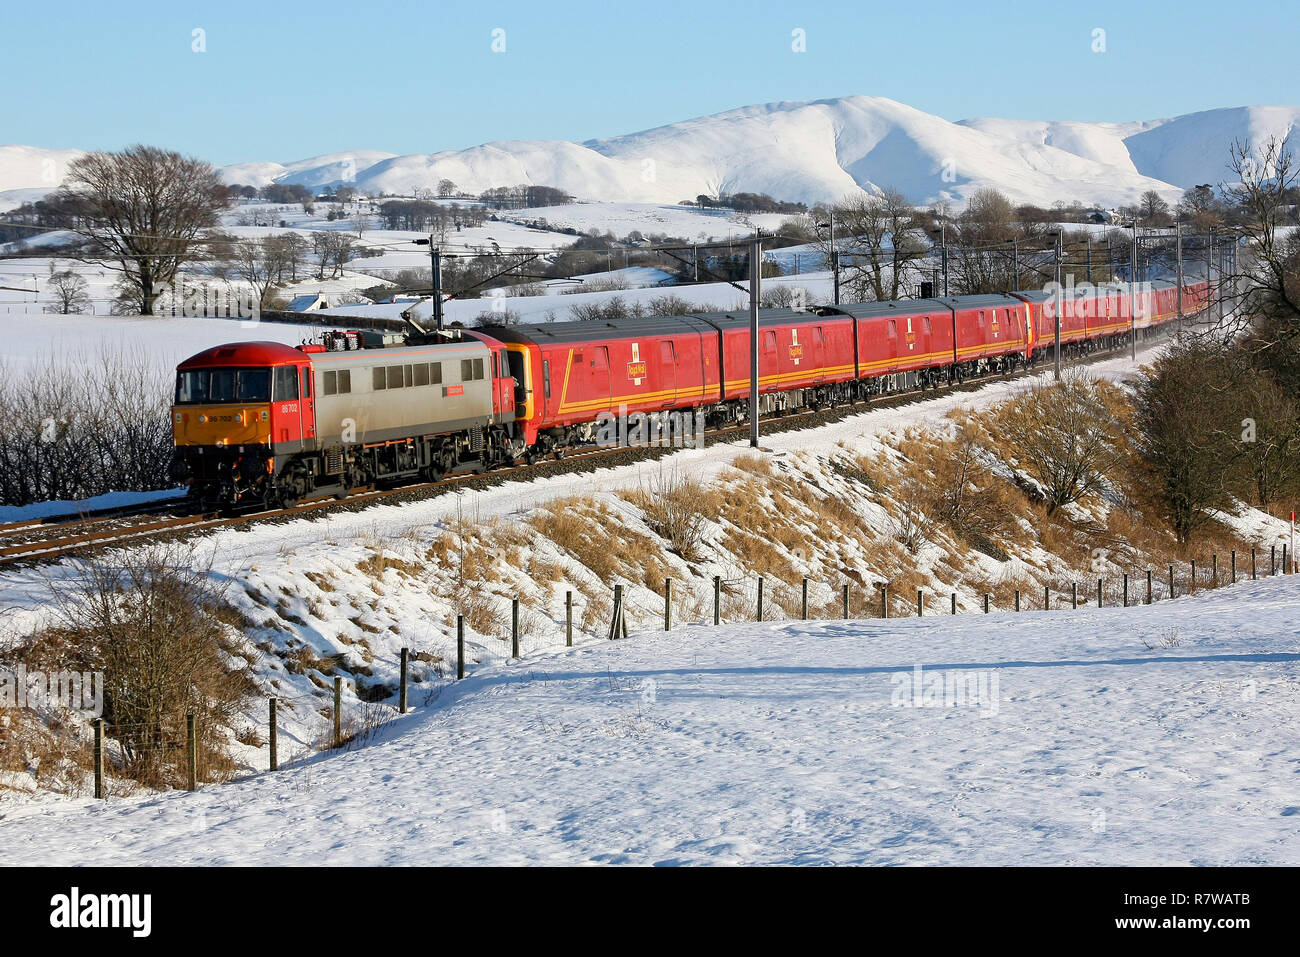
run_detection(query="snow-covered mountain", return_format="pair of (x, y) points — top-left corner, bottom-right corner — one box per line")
(2, 97), (1297, 211)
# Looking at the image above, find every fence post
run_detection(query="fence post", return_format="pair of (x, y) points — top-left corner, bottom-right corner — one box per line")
(984, 593), (991, 614)
(951, 592), (958, 615)
(881, 584), (889, 619)
(1097, 578), (1103, 608)
(1071, 582), (1078, 609)
(1123, 573), (1129, 608)
(399, 648), (409, 715)
(511, 598), (520, 659)
(93, 717), (105, 800)
(565, 591), (573, 647)
(1284, 544), (1289, 575)
(1212, 553), (1218, 586)
(1014, 589), (1021, 612)
(1252, 547), (1257, 580)
(1271, 545), (1276, 576)
(1044, 585), (1050, 611)
(757, 577), (764, 621)
(1190, 559), (1197, 591)
(802, 578), (809, 621)
(610, 584), (624, 640)
(917, 588), (923, 617)
(333, 676), (342, 748)
(1146, 569), (1153, 604)
(457, 615), (465, 679)
(186, 713), (197, 792)
(665, 578), (673, 631)
(269, 698), (278, 772)
(1231, 550), (1236, 584)
(1168, 564), (1175, 599)
(842, 583), (850, 620)
(714, 576), (722, 625)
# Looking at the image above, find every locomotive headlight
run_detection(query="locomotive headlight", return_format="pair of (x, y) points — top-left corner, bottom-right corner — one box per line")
(199, 415), (207, 423)
(233, 414), (242, 424)
(174, 412), (182, 423)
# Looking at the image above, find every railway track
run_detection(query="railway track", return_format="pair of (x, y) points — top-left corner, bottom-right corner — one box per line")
(0, 334), (1170, 570)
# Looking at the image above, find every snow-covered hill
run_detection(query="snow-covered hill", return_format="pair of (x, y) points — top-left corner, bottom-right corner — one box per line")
(3, 97), (1296, 210)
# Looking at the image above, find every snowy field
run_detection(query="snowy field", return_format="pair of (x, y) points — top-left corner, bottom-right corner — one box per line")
(0, 310), (332, 371)
(1, 575), (1296, 866)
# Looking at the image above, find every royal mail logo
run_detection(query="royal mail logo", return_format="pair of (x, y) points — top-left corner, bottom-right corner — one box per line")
(628, 343), (646, 385)
(789, 329), (803, 365)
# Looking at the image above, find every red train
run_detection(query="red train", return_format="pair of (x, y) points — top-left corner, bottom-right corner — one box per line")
(171, 278), (1210, 509)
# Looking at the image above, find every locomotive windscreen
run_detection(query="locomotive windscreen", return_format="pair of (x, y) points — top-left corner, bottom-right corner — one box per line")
(176, 368), (272, 404)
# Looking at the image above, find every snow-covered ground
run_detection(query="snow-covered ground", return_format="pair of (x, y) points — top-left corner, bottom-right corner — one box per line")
(1, 575), (1296, 866)
(0, 310), (332, 370)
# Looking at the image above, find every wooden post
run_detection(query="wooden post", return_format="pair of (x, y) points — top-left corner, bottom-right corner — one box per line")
(1271, 545), (1276, 576)
(665, 578), (673, 631)
(757, 577), (764, 621)
(880, 584), (889, 619)
(457, 615), (465, 679)
(1212, 553), (1218, 586)
(1190, 559), (1197, 591)
(511, 597), (520, 659)
(802, 578), (809, 621)
(951, 592), (958, 615)
(93, 717), (104, 800)
(1231, 550), (1237, 584)
(268, 698), (278, 772)
(1014, 589), (1021, 612)
(1168, 564), (1175, 599)
(333, 676), (342, 748)
(842, 583), (849, 620)
(610, 584), (624, 640)
(1146, 569), (1153, 604)
(399, 647), (409, 715)
(1071, 582), (1078, 609)
(1097, 578), (1103, 608)
(916, 588), (923, 617)
(186, 713), (197, 791)
(714, 576), (722, 625)
(1284, 544), (1289, 575)
(1044, 585), (1050, 611)
(1123, 573), (1129, 608)
(1252, 547), (1257, 580)
(983, 593), (991, 614)
(565, 591), (573, 647)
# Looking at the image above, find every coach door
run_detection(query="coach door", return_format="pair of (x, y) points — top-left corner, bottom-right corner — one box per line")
(886, 320), (899, 369)
(811, 326), (826, 383)
(591, 346), (611, 412)
(659, 341), (677, 407)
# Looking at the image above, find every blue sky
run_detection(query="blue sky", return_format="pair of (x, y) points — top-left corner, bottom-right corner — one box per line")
(3, 0), (1295, 165)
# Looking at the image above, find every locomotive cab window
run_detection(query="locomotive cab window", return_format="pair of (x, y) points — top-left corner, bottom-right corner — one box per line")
(274, 366), (298, 401)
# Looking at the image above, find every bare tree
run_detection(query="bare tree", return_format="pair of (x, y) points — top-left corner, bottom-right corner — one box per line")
(46, 269), (92, 314)
(54, 145), (224, 315)
(999, 371), (1125, 516)
(812, 188), (928, 301)
(1139, 190), (1171, 225)
(221, 234), (287, 308)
